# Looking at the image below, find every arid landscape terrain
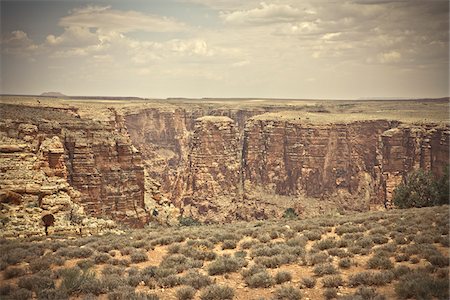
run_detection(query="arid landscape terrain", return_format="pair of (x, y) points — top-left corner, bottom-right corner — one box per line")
(0, 96), (449, 299)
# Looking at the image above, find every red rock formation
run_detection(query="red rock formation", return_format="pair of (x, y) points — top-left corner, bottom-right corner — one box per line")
(181, 116), (240, 222)
(242, 118), (393, 205)
(377, 124), (449, 207)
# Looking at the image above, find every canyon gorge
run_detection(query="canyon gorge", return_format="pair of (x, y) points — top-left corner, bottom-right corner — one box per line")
(0, 97), (448, 236)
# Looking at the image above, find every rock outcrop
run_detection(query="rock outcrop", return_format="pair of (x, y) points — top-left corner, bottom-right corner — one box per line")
(181, 116), (240, 222)
(0, 104), (146, 236)
(1, 99), (449, 229)
(377, 124), (449, 207)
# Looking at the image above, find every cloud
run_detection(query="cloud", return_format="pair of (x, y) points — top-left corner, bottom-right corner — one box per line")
(221, 2), (313, 25)
(1, 30), (40, 57)
(378, 50), (401, 63)
(59, 5), (187, 33)
(46, 26), (99, 47)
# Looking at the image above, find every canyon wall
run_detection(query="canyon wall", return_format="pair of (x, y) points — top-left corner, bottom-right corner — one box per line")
(0, 104), (146, 236)
(124, 107), (449, 222)
(1, 101), (449, 229)
(377, 125), (449, 207)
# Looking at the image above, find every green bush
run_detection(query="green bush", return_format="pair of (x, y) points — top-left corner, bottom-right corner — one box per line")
(393, 168), (449, 208)
(283, 208), (298, 219)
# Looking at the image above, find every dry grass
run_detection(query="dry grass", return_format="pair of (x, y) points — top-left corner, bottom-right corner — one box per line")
(0, 205), (448, 299)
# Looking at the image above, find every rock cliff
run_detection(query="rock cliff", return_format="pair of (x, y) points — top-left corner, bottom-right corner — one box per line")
(1, 98), (449, 229)
(377, 124), (449, 207)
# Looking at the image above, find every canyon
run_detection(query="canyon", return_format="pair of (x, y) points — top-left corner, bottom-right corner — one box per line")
(0, 97), (448, 234)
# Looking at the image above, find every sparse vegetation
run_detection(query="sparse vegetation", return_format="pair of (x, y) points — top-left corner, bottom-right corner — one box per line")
(0, 205), (448, 300)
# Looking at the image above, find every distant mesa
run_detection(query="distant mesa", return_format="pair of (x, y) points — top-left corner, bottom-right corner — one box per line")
(40, 92), (67, 97)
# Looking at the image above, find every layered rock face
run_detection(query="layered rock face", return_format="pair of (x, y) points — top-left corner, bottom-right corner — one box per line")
(1, 100), (449, 228)
(0, 104), (146, 236)
(181, 116), (240, 222)
(378, 125), (450, 206)
(242, 119), (394, 208)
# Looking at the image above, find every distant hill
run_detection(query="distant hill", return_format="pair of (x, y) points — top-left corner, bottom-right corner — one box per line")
(40, 92), (67, 97)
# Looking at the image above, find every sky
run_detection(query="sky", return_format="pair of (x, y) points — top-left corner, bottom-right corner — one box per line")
(0, 0), (449, 99)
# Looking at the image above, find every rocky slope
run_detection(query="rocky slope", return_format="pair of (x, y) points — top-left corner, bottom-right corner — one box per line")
(0, 98), (449, 229)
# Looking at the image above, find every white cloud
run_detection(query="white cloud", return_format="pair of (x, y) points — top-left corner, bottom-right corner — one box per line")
(60, 5), (187, 33)
(378, 50), (402, 63)
(46, 26), (99, 47)
(221, 2), (311, 25)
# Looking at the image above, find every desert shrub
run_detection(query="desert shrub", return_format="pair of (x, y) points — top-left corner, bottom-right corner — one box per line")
(158, 274), (181, 288)
(234, 250), (247, 258)
(321, 275), (344, 288)
(160, 254), (197, 273)
(394, 253), (409, 262)
(275, 271), (292, 284)
(199, 284), (234, 300)
(128, 274), (145, 287)
(338, 257), (352, 269)
(286, 235), (308, 247)
(341, 286), (386, 300)
(301, 277), (316, 288)
(179, 217), (201, 226)
(77, 259), (95, 270)
(395, 271), (449, 299)
(283, 208), (298, 219)
(154, 267), (177, 279)
(371, 234), (389, 245)
(101, 274), (127, 292)
(427, 254), (449, 267)
(240, 239), (258, 249)
(0, 283), (14, 296)
(94, 253), (111, 264)
(314, 238), (337, 250)
(59, 267), (97, 295)
(313, 263), (338, 276)
(241, 264), (266, 278)
(4, 266), (26, 279)
(414, 234), (433, 244)
(393, 168), (449, 208)
(207, 255), (246, 275)
(254, 253), (297, 268)
(273, 285), (302, 300)
(179, 245), (216, 261)
(348, 271), (394, 287)
(303, 230), (322, 241)
(393, 265), (411, 279)
(18, 273), (55, 292)
(181, 270), (212, 289)
(110, 258), (130, 266)
(409, 256), (420, 264)
(102, 265), (125, 276)
(130, 250), (148, 263)
(244, 270), (274, 288)
(57, 246), (93, 258)
(222, 240), (237, 250)
(336, 224), (364, 235)
(323, 288), (338, 300)
(257, 233), (271, 243)
(356, 237), (374, 249)
(177, 286), (196, 300)
(438, 235), (449, 247)
(308, 251), (329, 266)
(393, 234), (409, 245)
(327, 247), (347, 257)
(30, 258), (52, 273)
(8, 288), (33, 300)
(120, 247), (135, 256)
(367, 255), (393, 270)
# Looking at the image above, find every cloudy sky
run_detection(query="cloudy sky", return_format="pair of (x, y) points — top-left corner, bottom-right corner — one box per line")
(1, 0), (448, 99)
